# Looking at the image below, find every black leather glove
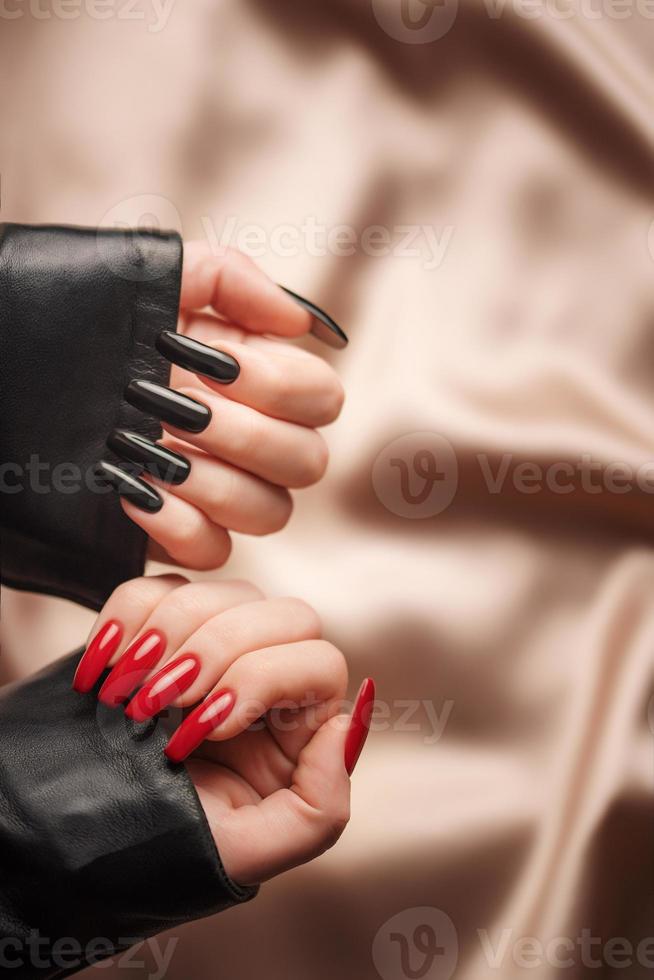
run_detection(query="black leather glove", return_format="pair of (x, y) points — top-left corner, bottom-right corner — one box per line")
(0, 223), (182, 610)
(0, 651), (256, 979)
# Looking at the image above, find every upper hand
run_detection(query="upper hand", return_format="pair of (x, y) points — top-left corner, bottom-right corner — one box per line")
(108, 242), (346, 569)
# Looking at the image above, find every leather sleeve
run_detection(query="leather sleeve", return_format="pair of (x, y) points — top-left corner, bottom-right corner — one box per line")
(0, 223), (182, 611)
(0, 652), (257, 979)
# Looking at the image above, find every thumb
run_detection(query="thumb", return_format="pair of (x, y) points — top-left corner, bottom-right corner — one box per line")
(216, 680), (375, 886)
(218, 714), (351, 886)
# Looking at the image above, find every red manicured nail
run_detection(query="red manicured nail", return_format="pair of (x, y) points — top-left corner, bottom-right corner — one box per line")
(125, 654), (202, 722)
(344, 678), (375, 775)
(98, 629), (167, 708)
(164, 688), (236, 763)
(72, 620), (123, 693)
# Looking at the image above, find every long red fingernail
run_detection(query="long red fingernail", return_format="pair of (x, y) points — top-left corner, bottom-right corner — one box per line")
(164, 688), (236, 763)
(98, 629), (167, 708)
(72, 620), (123, 693)
(344, 678), (375, 775)
(125, 654), (202, 722)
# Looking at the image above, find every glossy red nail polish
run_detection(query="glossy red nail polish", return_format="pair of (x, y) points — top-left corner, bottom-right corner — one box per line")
(344, 678), (376, 775)
(164, 688), (236, 763)
(98, 629), (167, 708)
(72, 620), (123, 693)
(125, 654), (202, 722)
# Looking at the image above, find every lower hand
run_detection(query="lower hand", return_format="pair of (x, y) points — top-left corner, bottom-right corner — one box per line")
(72, 575), (374, 885)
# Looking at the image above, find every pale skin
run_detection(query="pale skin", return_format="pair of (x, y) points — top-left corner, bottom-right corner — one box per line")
(120, 242), (346, 569)
(85, 576), (353, 887)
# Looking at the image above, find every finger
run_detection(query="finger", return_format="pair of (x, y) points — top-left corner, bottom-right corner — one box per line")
(156, 441), (293, 536)
(164, 386), (329, 489)
(95, 580), (262, 708)
(164, 639), (347, 761)
(125, 597), (321, 722)
(120, 485), (232, 570)
(160, 318), (345, 427)
(72, 574), (185, 693)
(180, 242), (310, 338)
(214, 715), (351, 885)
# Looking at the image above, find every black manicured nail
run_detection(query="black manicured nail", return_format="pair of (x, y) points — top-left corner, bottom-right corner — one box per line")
(107, 430), (191, 486)
(279, 286), (348, 349)
(124, 380), (211, 433)
(96, 461), (163, 514)
(156, 331), (240, 384)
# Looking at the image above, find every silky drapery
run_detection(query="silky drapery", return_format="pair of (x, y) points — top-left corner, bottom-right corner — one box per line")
(1, 2), (652, 977)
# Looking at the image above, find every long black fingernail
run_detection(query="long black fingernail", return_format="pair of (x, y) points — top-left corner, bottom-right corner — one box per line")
(96, 461), (163, 513)
(124, 380), (211, 433)
(279, 286), (348, 349)
(107, 430), (191, 486)
(155, 331), (240, 384)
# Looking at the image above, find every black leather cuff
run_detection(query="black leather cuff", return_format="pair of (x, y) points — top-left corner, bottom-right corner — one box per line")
(0, 223), (183, 610)
(0, 652), (257, 979)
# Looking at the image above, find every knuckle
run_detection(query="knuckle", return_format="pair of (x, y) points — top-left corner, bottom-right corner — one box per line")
(111, 576), (170, 612)
(220, 579), (266, 601)
(293, 434), (329, 488)
(225, 246), (255, 271)
(273, 490), (294, 530)
(323, 799), (351, 844)
(161, 582), (215, 620)
(212, 249), (252, 307)
(211, 532), (233, 569)
(253, 488), (293, 535)
(231, 408), (265, 461)
(166, 511), (232, 570)
(186, 533), (232, 571)
(165, 507), (205, 549)
(317, 372), (345, 425)
(299, 796), (350, 851)
(204, 467), (238, 524)
(264, 360), (294, 417)
(280, 597), (322, 637)
(316, 640), (348, 690)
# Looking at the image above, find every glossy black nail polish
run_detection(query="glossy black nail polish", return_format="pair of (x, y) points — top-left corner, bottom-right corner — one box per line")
(96, 461), (163, 513)
(107, 430), (191, 486)
(279, 286), (348, 349)
(124, 380), (211, 433)
(156, 331), (240, 384)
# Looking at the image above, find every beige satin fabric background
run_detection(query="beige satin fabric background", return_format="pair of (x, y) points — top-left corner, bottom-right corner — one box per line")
(1, 1), (653, 978)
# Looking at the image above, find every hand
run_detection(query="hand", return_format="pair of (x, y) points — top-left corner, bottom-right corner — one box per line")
(72, 575), (375, 886)
(100, 242), (347, 570)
